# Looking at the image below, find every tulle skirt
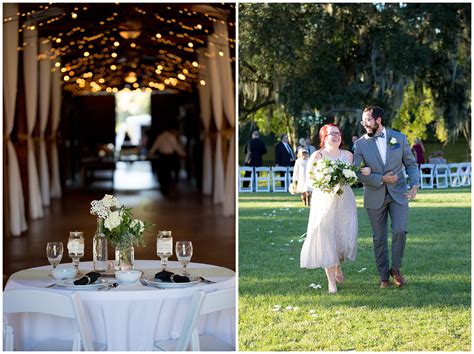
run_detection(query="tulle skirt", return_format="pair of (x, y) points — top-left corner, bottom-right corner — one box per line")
(300, 185), (358, 269)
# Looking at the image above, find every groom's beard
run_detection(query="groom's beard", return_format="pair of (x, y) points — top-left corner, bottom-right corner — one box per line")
(366, 122), (380, 137)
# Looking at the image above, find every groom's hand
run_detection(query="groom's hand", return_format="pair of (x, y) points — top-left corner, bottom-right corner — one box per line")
(405, 185), (419, 200)
(382, 172), (398, 184)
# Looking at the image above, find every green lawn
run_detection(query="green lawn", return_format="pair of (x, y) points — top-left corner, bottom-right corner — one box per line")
(238, 188), (471, 351)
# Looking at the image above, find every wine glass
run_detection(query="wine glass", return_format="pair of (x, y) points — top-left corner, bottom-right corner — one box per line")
(156, 231), (173, 271)
(67, 231), (84, 276)
(175, 241), (193, 276)
(46, 242), (63, 269)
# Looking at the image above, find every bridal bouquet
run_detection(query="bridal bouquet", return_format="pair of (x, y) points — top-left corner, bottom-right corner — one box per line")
(310, 159), (359, 195)
(90, 194), (153, 249)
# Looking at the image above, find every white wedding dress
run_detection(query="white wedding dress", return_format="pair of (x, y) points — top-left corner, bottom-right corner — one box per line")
(300, 150), (358, 269)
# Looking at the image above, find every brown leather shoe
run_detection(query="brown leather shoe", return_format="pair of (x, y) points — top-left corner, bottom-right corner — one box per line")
(379, 280), (389, 289)
(390, 269), (406, 287)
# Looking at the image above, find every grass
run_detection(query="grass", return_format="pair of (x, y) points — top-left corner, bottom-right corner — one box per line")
(238, 188), (471, 351)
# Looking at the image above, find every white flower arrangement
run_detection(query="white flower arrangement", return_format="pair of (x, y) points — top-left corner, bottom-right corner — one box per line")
(389, 137), (398, 145)
(90, 195), (152, 249)
(310, 158), (359, 195)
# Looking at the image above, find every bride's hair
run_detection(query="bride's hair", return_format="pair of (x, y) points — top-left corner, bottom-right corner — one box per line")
(319, 123), (344, 149)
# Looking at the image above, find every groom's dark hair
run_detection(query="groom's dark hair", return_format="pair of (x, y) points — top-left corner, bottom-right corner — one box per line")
(364, 106), (385, 124)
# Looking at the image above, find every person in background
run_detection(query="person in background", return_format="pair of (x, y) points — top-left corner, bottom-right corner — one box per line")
(275, 134), (296, 167)
(296, 138), (306, 155)
(412, 138), (426, 166)
(149, 125), (186, 197)
(275, 134), (296, 187)
(305, 138), (317, 155)
(428, 151), (447, 165)
(351, 135), (359, 153)
(292, 149), (311, 206)
(243, 131), (267, 188)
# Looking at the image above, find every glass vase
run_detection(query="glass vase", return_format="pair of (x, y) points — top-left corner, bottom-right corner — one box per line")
(115, 243), (134, 271)
(93, 218), (108, 272)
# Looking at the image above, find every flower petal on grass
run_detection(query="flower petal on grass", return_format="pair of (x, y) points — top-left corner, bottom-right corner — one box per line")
(285, 306), (293, 310)
(270, 242), (275, 245)
(289, 257), (294, 260)
(309, 283), (322, 289)
(358, 268), (367, 273)
(309, 310), (316, 314)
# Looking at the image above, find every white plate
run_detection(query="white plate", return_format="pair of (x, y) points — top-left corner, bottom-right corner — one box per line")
(55, 278), (110, 289)
(147, 277), (201, 288)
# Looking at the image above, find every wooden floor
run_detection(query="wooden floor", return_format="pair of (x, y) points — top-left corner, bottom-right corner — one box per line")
(3, 162), (235, 286)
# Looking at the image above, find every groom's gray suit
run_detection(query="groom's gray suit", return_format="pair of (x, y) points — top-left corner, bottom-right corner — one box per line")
(354, 128), (420, 281)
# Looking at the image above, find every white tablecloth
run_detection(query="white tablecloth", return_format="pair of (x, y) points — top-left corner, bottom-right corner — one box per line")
(4, 260), (235, 351)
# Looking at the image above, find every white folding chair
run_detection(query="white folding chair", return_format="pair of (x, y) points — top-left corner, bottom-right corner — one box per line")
(271, 166), (288, 192)
(448, 163), (461, 187)
(287, 167), (294, 189)
(255, 167), (271, 192)
(154, 288), (235, 351)
(3, 290), (106, 351)
(434, 164), (449, 188)
(419, 163), (434, 189)
(238, 166), (254, 192)
(459, 162), (471, 186)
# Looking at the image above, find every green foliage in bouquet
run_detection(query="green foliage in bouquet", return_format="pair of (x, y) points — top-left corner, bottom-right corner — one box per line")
(310, 158), (359, 195)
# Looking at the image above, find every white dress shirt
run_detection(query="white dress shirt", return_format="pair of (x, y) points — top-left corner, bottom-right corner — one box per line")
(375, 127), (387, 165)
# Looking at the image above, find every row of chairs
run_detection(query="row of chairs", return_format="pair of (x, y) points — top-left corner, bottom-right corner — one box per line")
(239, 162), (471, 193)
(418, 162), (471, 189)
(238, 166), (294, 193)
(3, 288), (234, 351)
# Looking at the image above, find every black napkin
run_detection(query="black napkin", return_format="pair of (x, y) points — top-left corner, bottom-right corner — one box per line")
(73, 272), (100, 285)
(154, 270), (190, 283)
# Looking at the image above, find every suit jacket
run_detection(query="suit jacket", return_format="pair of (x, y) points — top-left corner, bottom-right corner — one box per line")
(354, 128), (420, 209)
(275, 142), (295, 167)
(244, 138), (267, 166)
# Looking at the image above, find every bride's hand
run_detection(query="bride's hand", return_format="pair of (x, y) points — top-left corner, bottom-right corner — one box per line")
(360, 167), (371, 176)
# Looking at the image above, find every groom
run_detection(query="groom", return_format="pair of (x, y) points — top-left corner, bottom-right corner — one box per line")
(354, 106), (420, 288)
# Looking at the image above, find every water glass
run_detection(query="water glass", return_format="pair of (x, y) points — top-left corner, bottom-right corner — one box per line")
(157, 231), (173, 270)
(68, 231), (84, 275)
(46, 242), (63, 269)
(175, 241), (193, 276)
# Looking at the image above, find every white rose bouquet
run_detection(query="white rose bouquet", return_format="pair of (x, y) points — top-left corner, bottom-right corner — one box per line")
(90, 194), (152, 250)
(310, 159), (359, 196)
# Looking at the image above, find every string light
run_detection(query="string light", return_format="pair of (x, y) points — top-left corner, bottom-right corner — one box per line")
(11, 3), (235, 95)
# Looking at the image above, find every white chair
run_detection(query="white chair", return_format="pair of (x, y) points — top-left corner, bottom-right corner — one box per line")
(271, 166), (288, 192)
(459, 162), (471, 186)
(434, 164), (449, 188)
(419, 163), (434, 189)
(3, 290), (106, 351)
(154, 288), (235, 351)
(255, 167), (271, 192)
(238, 166), (254, 192)
(448, 163), (461, 187)
(287, 167), (294, 189)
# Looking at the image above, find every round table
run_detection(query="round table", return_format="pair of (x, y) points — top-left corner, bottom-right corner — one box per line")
(4, 260), (235, 351)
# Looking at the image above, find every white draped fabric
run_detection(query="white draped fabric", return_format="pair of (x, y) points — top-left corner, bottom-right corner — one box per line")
(214, 22), (235, 217)
(198, 53), (213, 196)
(207, 38), (225, 205)
(3, 3), (27, 236)
(23, 22), (43, 219)
(38, 40), (52, 206)
(50, 69), (62, 198)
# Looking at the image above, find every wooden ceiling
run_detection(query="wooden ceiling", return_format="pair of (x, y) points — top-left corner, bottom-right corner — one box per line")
(14, 3), (236, 94)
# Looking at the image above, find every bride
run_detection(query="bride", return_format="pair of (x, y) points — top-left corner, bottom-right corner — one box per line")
(300, 123), (370, 293)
